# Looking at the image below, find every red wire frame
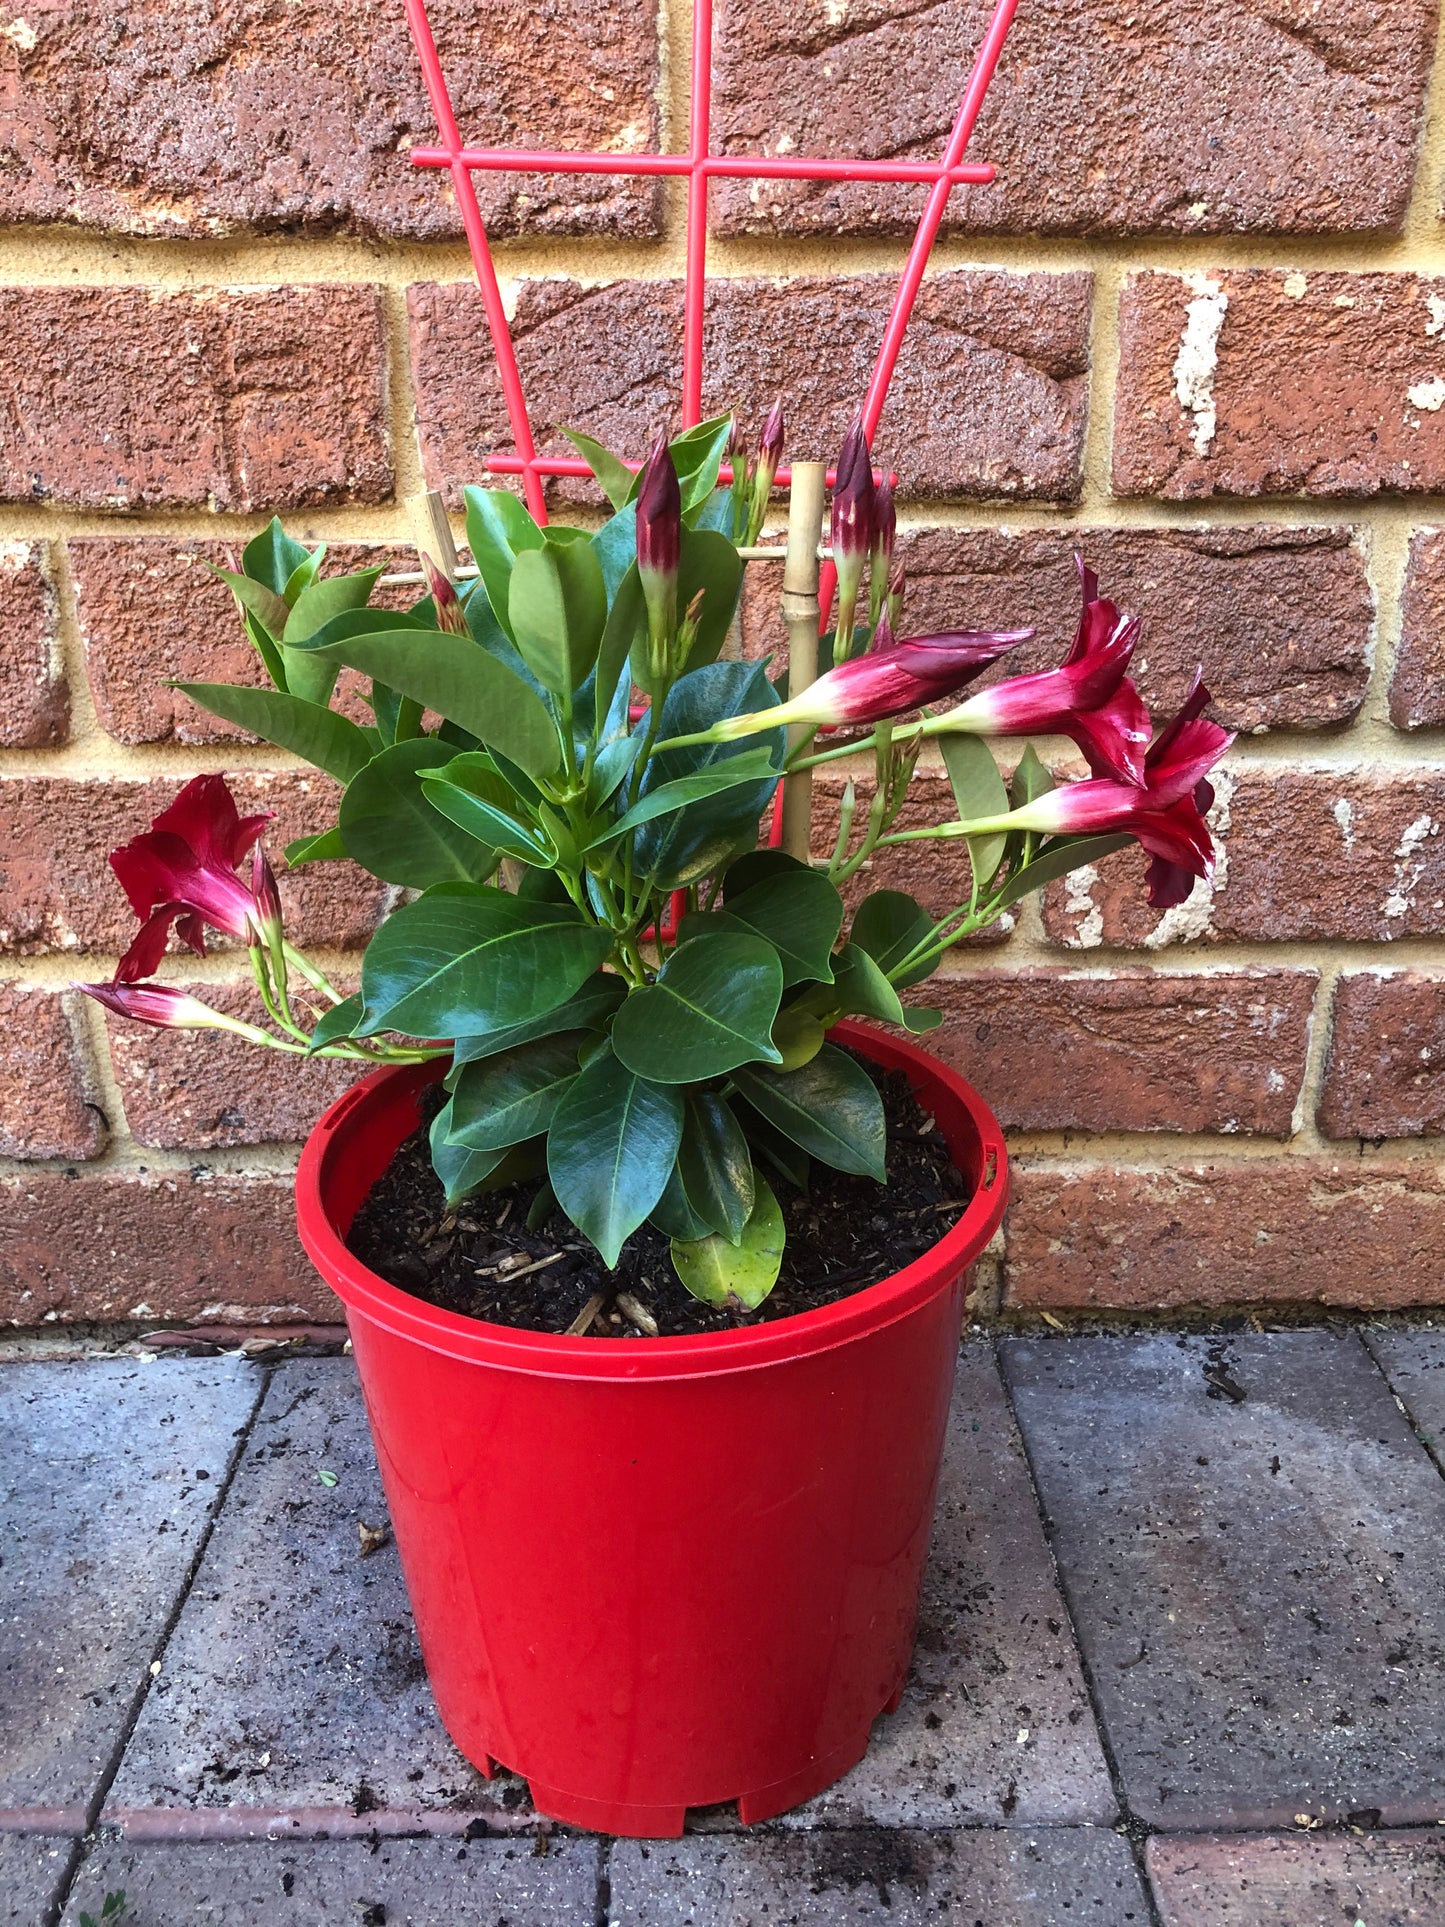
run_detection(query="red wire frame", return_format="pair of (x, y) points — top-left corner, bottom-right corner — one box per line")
(401, 0), (1021, 548)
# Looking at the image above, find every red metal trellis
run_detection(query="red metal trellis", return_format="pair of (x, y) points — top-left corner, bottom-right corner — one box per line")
(401, 0), (1021, 542)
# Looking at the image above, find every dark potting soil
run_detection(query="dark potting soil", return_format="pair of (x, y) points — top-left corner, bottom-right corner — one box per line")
(344, 1053), (970, 1339)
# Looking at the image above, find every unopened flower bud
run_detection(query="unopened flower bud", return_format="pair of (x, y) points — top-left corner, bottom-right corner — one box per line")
(747, 397), (785, 544)
(886, 561), (906, 632)
(422, 554), (469, 636)
(636, 432), (681, 679)
(829, 413), (877, 663)
(868, 481), (896, 626)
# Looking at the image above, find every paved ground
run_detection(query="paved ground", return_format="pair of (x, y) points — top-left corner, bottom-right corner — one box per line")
(3, 1329), (1445, 1923)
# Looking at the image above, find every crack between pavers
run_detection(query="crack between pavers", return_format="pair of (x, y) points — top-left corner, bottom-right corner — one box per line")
(1358, 1325), (1445, 1487)
(41, 1359), (272, 1927)
(991, 1335), (1171, 1927)
(595, 1834), (613, 1927)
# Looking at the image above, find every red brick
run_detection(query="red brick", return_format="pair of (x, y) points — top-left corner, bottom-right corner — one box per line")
(0, 287), (391, 512)
(1042, 769), (1445, 949)
(409, 271), (1092, 504)
(1004, 1157), (1445, 1311)
(1114, 270), (1445, 500)
(0, 541), (67, 746)
(71, 538), (409, 745)
(0, 1165), (332, 1327)
(743, 524), (1371, 732)
(108, 980), (362, 1151)
(712, 1), (1434, 239)
(0, 0), (659, 241)
(1319, 970), (1445, 1140)
(0, 986), (104, 1160)
(0, 774), (387, 960)
(1391, 528), (1445, 728)
(928, 969), (1315, 1137)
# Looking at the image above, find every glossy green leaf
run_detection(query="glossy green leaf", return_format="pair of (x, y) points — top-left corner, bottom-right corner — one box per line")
(462, 485), (545, 637)
(558, 426), (636, 511)
(723, 867), (843, 987)
(421, 754), (553, 864)
(770, 1005), (826, 1071)
(305, 992), (363, 1054)
(990, 832), (1134, 912)
(547, 1044), (684, 1267)
(282, 544), (326, 605)
(940, 734), (1010, 891)
(587, 748), (780, 850)
(632, 661), (783, 883)
(359, 888), (614, 1038)
(242, 518), (311, 597)
(208, 564), (288, 641)
(307, 629), (561, 780)
(587, 733), (643, 808)
(449, 1033), (585, 1150)
(340, 740), (499, 889)
(285, 827), (348, 868)
(721, 848), (808, 900)
(589, 503), (638, 602)
(281, 568), (384, 705)
(650, 1162), (713, 1242)
(731, 1044), (886, 1181)
(1011, 742), (1055, 808)
(630, 526), (744, 697)
(173, 684), (376, 784)
(670, 413), (735, 516)
(677, 1091), (754, 1244)
(241, 608), (288, 690)
(429, 1099), (510, 1209)
(508, 538), (608, 695)
(449, 974), (626, 1071)
(850, 889), (937, 991)
(733, 1098), (810, 1192)
(593, 562), (644, 734)
(670, 1172), (785, 1309)
(611, 932), (784, 1083)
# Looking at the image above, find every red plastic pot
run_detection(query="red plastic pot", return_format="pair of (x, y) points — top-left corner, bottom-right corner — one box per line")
(296, 1021), (1007, 1836)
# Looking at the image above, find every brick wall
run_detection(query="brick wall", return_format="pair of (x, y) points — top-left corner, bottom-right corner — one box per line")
(6, 0), (1445, 1327)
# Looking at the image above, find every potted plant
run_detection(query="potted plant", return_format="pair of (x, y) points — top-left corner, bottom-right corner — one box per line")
(81, 412), (1232, 1835)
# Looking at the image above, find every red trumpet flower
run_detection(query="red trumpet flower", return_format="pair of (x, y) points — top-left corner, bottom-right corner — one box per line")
(703, 612), (1033, 743)
(77, 980), (272, 1038)
(108, 774), (274, 982)
(928, 559), (1152, 784)
(946, 673), (1234, 907)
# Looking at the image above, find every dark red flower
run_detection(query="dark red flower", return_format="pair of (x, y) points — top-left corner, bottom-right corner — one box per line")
(109, 774), (273, 982)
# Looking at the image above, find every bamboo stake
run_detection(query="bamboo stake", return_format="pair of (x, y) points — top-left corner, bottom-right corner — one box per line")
(407, 489), (460, 577)
(779, 461), (827, 862)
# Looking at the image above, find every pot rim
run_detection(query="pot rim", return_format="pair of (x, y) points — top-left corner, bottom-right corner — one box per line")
(296, 1020), (1008, 1382)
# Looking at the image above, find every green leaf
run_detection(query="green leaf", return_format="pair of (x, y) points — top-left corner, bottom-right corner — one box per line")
(632, 661), (784, 883)
(507, 538), (608, 695)
(208, 564), (289, 642)
(733, 1099), (810, 1191)
(359, 888), (614, 1038)
(429, 1098), (510, 1209)
(558, 426), (637, 511)
(281, 568), (383, 702)
(588, 748), (781, 849)
(723, 867), (843, 987)
(283, 544), (326, 604)
(630, 526), (744, 696)
(587, 732), (643, 808)
(1011, 742), (1055, 808)
(722, 848), (808, 899)
(677, 1091), (754, 1244)
(307, 629), (561, 780)
(306, 992), (364, 1053)
(732, 1044), (886, 1180)
(449, 1033), (585, 1150)
(449, 973), (626, 1071)
(770, 1004), (826, 1071)
(285, 827), (348, 868)
(421, 756), (554, 864)
(242, 518), (311, 597)
(650, 1162), (713, 1242)
(340, 740), (499, 889)
(850, 889), (937, 991)
(172, 684), (376, 783)
(547, 1043), (684, 1267)
(804, 940), (906, 1027)
(990, 832), (1134, 912)
(940, 734), (1011, 892)
(671, 1171), (785, 1309)
(669, 413), (735, 517)
(611, 932), (784, 1083)
(593, 562), (644, 734)
(462, 485), (546, 637)
(590, 503), (638, 601)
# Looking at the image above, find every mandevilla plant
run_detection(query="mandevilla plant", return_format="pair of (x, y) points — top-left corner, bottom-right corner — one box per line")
(81, 409), (1234, 1310)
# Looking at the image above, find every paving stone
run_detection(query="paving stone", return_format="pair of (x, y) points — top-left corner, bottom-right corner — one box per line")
(1363, 1330), (1445, 1461)
(105, 1361), (524, 1832)
(610, 1828), (1148, 1926)
(0, 1359), (261, 1829)
(771, 1345), (1113, 1828)
(1147, 1829), (1445, 1926)
(1002, 1332), (1445, 1829)
(0, 1835), (73, 1925)
(61, 1835), (598, 1925)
